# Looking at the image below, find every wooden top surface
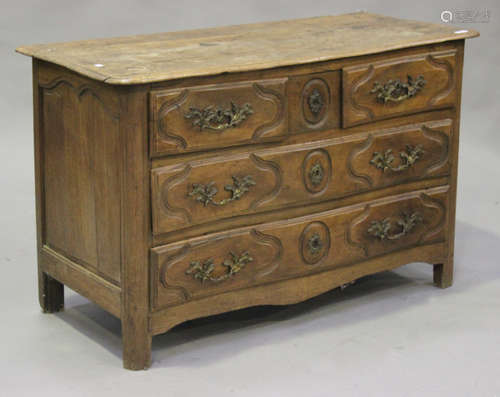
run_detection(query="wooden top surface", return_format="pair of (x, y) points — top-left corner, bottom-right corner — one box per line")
(16, 12), (478, 85)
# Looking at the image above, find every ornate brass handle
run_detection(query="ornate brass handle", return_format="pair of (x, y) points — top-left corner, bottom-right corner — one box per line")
(370, 75), (426, 103)
(370, 144), (424, 173)
(184, 102), (254, 131)
(367, 212), (423, 241)
(188, 175), (256, 206)
(185, 251), (253, 283)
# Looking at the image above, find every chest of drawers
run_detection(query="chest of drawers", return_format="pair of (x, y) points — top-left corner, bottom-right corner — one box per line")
(17, 12), (478, 370)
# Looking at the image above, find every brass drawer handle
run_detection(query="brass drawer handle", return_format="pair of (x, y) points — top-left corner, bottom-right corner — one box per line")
(188, 175), (256, 206)
(184, 102), (254, 131)
(367, 212), (423, 241)
(370, 74), (426, 103)
(370, 144), (424, 172)
(185, 251), (253, 283)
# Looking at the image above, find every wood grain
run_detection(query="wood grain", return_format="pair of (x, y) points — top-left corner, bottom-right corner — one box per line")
(19, 15), (476, 370)
(151, 119), (452, 235)
(33, 60), (65, 313)
(118, 85), (152, 370)
(39, 62), (122, 283)
(288, 71), (341, 133)
(150, 242), (448, 335)
(150, 78), (287, 156)
(16, 13), (478, 85)
(434, 40), (465, 288)
(40, 246), (121, 318)
(151, 186), (449, 309)
(343, 49), (458, 127)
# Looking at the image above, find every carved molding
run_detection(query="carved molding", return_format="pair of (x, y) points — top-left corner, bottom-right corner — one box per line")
(426, 53), (456, 106)
(249, 229), (283, 279)
(346, 50), (456, 125)
(156, 228), (283, 308)
(153, 80), (287, 154)
(249, 154), (283, 209)
(421, 125), (450, 175)
(155, 154), (282, 231)
(345, 205), (372, 257)
(346, 123), (450, 190)
(347, 64), (375, 121)
(158, 165), (193, 224)
(345, 192), (447, 258)
(419, 193), (447, 243)
(251, 82), (286, 140)
(40, 77), (120, 120)
(158, 243), (193, 303)
(347, 134), (374, 189)
(157, 89), (189, 151)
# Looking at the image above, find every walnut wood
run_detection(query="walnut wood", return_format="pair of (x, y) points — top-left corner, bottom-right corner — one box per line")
(150, 78), (288, 156)
(19, 14), (476, 370)
(40, 247), (121, 317)
(16, 13), (477, 84)
(288, 71), (341, 133)
(343, 49), (458, 127)
(39, 62), (122, 284)
(150, 241), (447, 335)
(39, 273), (64, 313)
(151, 118), (452, 235)
(118, 85), (152, 370)
(151, 186), (449, 309)
(33, 59), (65, 313)
(434, 40), (466, 288)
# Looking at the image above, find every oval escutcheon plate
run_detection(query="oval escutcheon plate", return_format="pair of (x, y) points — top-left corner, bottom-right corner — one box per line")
(302, 149), (332, 195)
(302, 78), (330, 126)
(299, 221), (331, 265)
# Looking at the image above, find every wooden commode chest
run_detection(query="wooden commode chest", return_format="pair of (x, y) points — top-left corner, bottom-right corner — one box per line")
(17, 12), (478, 369)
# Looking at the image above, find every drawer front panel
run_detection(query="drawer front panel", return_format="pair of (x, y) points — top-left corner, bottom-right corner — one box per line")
(151, 186), (449, 309)
(152, 119), (452, 235)
(343, 50), (457, 127)
(288, 71), (341, 133)
(150, 78), (287, 156)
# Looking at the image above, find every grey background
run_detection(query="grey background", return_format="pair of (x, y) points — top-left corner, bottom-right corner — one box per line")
(1, 1), (499, 396)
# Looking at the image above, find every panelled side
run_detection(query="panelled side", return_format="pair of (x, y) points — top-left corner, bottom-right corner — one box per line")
(37, 62), (122, 284)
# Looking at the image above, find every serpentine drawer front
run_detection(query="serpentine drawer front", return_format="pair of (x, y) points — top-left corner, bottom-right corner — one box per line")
(151, 118), (452, 235)
(151, 186), (449, 309)
(150, 79), (288, 156)
(342, 49), (458, 127)
(17, 12), (477, 369)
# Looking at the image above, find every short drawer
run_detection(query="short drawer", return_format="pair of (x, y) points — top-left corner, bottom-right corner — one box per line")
(150, 186), (449, 309)
(151, 119), (452, 235)
(150, 78), (288, 156)
(342, 49), (457, 127)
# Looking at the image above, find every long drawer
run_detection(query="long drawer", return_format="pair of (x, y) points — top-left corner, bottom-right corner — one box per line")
(151, 118), (452, 235)
(150, 186), (449, 310)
